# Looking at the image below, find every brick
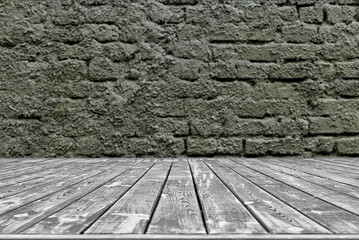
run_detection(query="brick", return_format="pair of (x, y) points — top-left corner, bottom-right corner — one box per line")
(163, 0), (198, 5)
(88, 57), (118, 81)
(52, 59), (87, 81)
(172, 59), (205, 81)
(335, 80), (359, 98)
(299, 6), (324, 23)
(336, 61), (359, 79)
(311, 99), (359, 116)
(278, 6), (298, 22)
(318, 25), (341, 43)
(306, 137), (335, 154)
(147, 3), (184, 24)
(325, 5), (356, 24)
(337, 138), (359, 155)
(187, 138), (217, 156)
(245, 138), (303, 156)
(267, 62), (313, 80)
(217, 138), (243, 155)
(158, 119), (189, 136)
(85, 5), (118, 24)
(86, 24), (120, 43)
(282, 23), (318, 43)
(234, 44), (317, 63)
(103, 42), (138, 62)
(170, 40), (210, 61)
(209, 23), (249, 42)
(309, 114), (359, 135)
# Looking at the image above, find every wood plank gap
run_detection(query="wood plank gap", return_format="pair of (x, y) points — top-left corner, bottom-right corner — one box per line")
(258, 159), (359, 188)
(220, 159), (334, 234)
(202, 160), (270, 234)
(1, 234), (359, 240)
(233, 159), (359, 218)
(0, 160), (127, 216)
(143, 161), (174, 234)
(187, 159), (209, 234)
(12, 161), (144, 234)
(77, 161), (157, 234)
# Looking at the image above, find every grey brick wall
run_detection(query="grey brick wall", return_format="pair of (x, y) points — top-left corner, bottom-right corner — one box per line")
(1, 0), (359, 157)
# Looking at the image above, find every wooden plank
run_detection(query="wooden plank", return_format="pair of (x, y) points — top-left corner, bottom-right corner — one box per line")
(2, 234), (359, 240)
(147, 160), (206, 234)
(204, 160), (330, 234)
(188, 160), (266, 234)
(309, 158), (359, 171)
(22, 160), (156, 234)
(292, 159), (359, 175)
(236, 159), (359, 217)
(315, 158), (359, 167)
(0, 159), (78, 181)
(0, 160), (141, 233)
(220, 159), (359, 233)
(0, 160), (121, 199)
(260, 158), (359, 187)
(85, 160), (172, 234)
(0, 159), (123, 199)
(0, 160), (124, 214)
(250, 159), (359, 199)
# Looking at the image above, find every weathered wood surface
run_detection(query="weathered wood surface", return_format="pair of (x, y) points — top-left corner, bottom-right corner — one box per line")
(85, 160), (172, 234)
(0, 158), (359, 239)
(147, 160), (206, 234)
(188, 160), (266, 234)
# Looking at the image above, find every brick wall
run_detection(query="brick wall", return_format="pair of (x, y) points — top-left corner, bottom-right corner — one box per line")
(0, 0), (359, 157)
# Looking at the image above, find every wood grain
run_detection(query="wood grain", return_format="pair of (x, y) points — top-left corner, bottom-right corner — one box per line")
(221, 158), (359, 233)
(188, 159), (266, 234)
(0, 160), (140, 233)
(85, 160), (172, 234)
(205, 159), (330, 234)
(23, 160), (156, 234)
(147, 160), (206, 234)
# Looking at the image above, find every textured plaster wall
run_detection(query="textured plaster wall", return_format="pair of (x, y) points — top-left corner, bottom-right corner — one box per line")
(1, 0), (359, 157)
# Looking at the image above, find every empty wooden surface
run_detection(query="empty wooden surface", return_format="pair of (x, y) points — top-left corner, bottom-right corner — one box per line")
(0, 158), (358, 240)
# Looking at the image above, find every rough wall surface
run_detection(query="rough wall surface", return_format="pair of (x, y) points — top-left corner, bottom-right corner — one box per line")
(1, 0), (359, 157)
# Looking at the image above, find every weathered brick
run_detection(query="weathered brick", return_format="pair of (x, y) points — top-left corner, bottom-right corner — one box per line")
(318, 25), (341, 43)
(299, 6), (324, 23)
(52, 59), (87, 81)
(86, 24), (120, 43)
(336, 61), (359, 79)
(209, 23), (249, 42)
(306, 137), (335, 154)
(268, 62), (313, 80)
(325, 5), (356, 24)
(171, 40), (210, 61)
(337, 138), (359, 155)
(245, 138), (303, 156)
(88, 57), (118, 81)
(172, 59), (205, 81)
(187, 138), (217, 156)
(309, 114), (359, 135)
(217, 138), (243, 155)
(335, 80), (359, 98)
(311, 99), (359, 116)
(278, 6), (298, 22)
(282, 23), (318, 43)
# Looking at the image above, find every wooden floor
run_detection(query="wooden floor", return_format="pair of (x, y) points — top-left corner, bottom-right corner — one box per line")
(0, 158), (359, 240)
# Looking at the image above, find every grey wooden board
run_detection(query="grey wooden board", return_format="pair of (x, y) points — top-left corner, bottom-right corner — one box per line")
(291, 158), (359, 175)
(249, 159), (359, 199)
(0, 160), (141, 233)
(2, 234), (359, 240)
(85, 160), (172, 234)
(147, 160), (206, 234)
(237, 159), (359, 216)
(204, 160), (330, 234)
(188, 160), (266, 234)
(259, 158), (359, 187)
(315, 158), (359, 167)
(0, 160), (125, 215)
(220, 159), (359, 233)
(308, 158), (359, 171)
(23, 160), (156, 234)
(0, 160), (122, 199)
